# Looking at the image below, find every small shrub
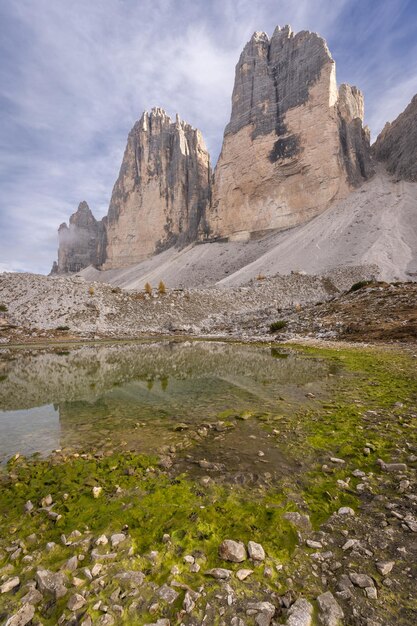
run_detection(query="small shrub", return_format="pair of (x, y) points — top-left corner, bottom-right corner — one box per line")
(348, 280), (372, 293)
(256, 274), (266, 281)
(158, 280), (166, 295)
(88, 286), (95, 296)
(144, 282), (152, 295)
(0, 304), (7, 313)
(56, 325), (70, 331)
(269, 320), (287, 333)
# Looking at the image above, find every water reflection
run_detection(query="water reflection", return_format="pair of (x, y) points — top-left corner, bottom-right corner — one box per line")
(0, 340), (338, 462)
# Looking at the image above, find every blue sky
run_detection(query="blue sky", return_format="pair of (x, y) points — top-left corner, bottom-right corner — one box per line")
(0, 0), (416, 274)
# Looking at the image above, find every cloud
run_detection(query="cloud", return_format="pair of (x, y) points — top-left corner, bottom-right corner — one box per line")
(0, 0), (416, 274)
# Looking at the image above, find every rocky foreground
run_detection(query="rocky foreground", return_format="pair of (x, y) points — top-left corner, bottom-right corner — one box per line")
(0, 343), (417, 625)
(0, 271), (416, 345)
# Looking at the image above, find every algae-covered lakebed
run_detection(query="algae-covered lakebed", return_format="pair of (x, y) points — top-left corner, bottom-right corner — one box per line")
(0, 340), (416, 625)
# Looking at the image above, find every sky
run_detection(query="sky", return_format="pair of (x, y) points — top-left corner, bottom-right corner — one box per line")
(0, 0), (416, 274)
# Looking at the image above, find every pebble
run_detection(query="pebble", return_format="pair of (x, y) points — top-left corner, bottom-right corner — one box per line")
(248, 541), (265, 561)
(349, 572), (375, 589)
(219, 539), (247, 562)
(0, 577), (20, 594)
(317, 591), (344, 626)
(286, 598), (314, 626)
(205, 568), (232, 579)
(96, 534), (108, 546)
(236, 569), (253, 581)
(92, 486), (102, 498)
(376, 560), (395, 576)
(4, 603), (35, 626)
(110, 533), (126, 548)
(338, 507), (355, 516)
(306, 539), (322, 549)
(67, 593), (86, 611)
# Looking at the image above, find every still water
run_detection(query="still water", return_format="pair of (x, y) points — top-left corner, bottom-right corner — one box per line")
(0, 340), (339, 468)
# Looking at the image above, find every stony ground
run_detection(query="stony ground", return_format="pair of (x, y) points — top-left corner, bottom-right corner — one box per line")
(1, 271), (416, 346)
(0, 344), (416, 625)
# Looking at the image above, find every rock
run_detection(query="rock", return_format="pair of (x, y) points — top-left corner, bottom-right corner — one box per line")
(157, 584), (179, 604)
(91, 550), (117, 561)
(373, 94), (417, 182)
(95, 534), (108, 546)
(342, 539), (358, 551)
(144, 620), (170, 626)
(114, 571), (145, 587)
(376, 561), (395, 576)
(24, 501), (34, 513)
(184, 590), (200, 613)
(337, 507), (355, 516)
(317, 591), (344, 625)
(286, 598), (314, 626)
(97, 616), (115, 626)
(219, 539), (247, 562)
(248, 540), (265, 561)
(110, 533), (127, 548)
(207, 26), (372, 243)
(247, 601), (275, 626)
(4, 603), (35, 626)
(205, 568), (232, 580)
(46, 541), (56, 552)
(349, 572), (375, 589)
(365, 586), (378, 599)
(92, 486), (102, 498)
(183, 554), (194, 564)
(67, 593), (86, 611)
(330, 457), (345, 465)
(53, 202), (106, 274)
(306, 540), (322, 549)
(35, 569), (67, 599)
(102, 109), (211, 269)
(236, 568), (253, 580)
(283, 512), (313, 535)
(21, 588), (42, 605)
(0, 576), (20, 593)
(64, 556), (78, 571)
(377, 459), (407, 473)
(41, 494), (53, 507)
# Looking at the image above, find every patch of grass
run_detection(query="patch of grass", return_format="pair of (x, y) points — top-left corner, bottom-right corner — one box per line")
(269, 320), (287, 333)
(348, 280), (372, 292)
(0, 304), (7, 312)
(144, 282), (152, 295)
(283, 344), (417, 526)
(158, 281), (166, 295)
(55, 325), (70, 331)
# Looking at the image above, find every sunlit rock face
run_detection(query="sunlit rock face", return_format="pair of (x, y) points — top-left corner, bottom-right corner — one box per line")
(373, 94), (417, 182)
(53, 202), (106, 274)
(102, 108), (212, 269)
(205, 26), (373, 242)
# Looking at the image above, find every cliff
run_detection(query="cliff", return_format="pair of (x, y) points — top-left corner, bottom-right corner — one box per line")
(373, 94), (417, 182)
(205, 26), (373, 241)
(52, 202), (106, 274)
(102, 108), (211, 269)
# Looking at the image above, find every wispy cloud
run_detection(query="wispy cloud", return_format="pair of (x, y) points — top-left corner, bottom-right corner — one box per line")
(0, 0), (416, 273)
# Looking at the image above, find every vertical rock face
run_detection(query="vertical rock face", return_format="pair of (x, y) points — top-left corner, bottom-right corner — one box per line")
(103, 108), (211, 269)
(206, 26), (372, 241)
(53, 202), (106, 274)
(373, 94), (417, 181)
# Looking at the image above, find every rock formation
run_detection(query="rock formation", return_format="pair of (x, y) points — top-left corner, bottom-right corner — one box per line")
(102, 108), (211, 269)
(205, 26), (373, 241)
(52, 202), (106, 274)
(53, 25), (377, 273)
(373, 94), (417, 182)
